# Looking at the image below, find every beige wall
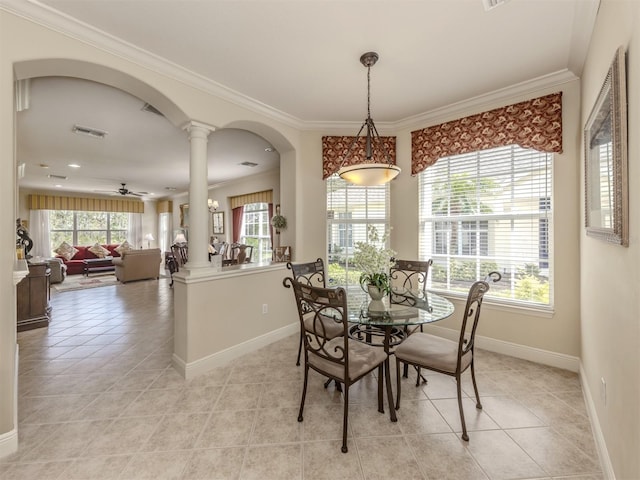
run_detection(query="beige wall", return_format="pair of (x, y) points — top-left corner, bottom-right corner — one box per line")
(580, 1), (640, 478)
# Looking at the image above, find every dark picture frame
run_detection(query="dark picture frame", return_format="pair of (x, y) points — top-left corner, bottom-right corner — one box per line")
(584, 46), (628, 246)
(212, 211), (224, 234)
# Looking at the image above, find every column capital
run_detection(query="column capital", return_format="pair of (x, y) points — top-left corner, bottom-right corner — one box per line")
(182, 120), (216, 139)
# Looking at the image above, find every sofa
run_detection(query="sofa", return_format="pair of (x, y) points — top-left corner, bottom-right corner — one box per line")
(113, 248), (162, 283)
(55, 244), (122, 275)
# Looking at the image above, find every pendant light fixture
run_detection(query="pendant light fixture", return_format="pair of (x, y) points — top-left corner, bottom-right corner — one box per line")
(337, 52), (401, 186)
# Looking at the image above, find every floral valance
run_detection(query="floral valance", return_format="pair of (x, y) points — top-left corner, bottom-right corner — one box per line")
(322, 136), (397, 180)
(28, 194), (144, 213)
(411, 92), (563, 175)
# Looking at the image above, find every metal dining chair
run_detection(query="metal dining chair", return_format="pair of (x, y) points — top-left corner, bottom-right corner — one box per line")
(393, 271), (501, 441)
(285, 258), (338, 366)
(284, 277), (388, 453)
(389, 259), (433, 383)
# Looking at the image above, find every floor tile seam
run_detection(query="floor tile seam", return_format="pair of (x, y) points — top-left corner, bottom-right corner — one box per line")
(545, 424), (605, 470)
(402, 434), (450, 480)
(501, 426), (584, 478)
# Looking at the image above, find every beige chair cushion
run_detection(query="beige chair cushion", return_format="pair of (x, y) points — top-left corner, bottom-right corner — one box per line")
(303, 313), (343, 340)
(308, 337), (387, 381)
(394, 333), (471, 374)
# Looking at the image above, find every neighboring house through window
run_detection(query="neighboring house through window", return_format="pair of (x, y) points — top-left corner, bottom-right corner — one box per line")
(419, 145), (553, 308)
(326, 175), (390, 289)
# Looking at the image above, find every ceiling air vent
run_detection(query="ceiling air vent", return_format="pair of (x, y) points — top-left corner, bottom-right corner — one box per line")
(482, 0), (509, 11)
(72, 124), (108, 139)
(240, 161), (258, 167)
(48, 174), (68, 180)
(141, 103), (164, 117)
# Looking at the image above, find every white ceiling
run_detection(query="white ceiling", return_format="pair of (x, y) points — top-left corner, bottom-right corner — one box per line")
(10, 0), (598, 198)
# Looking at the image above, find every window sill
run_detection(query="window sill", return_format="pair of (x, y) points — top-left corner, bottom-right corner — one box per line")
(433, 290), (554, 319)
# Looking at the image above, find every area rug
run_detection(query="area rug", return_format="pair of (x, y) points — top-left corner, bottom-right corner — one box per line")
(52, 273), (119, 292)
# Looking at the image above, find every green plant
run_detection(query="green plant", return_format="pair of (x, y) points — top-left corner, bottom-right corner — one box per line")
(353, 225), (396, 294)
(271, 214), (287, 231)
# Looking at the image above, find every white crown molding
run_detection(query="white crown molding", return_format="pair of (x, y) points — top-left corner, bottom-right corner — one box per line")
(391, 69), (579, 132)
(298, 69), (578, 132)
(0, 0), (304, 129)
(1, 0), (581, 134)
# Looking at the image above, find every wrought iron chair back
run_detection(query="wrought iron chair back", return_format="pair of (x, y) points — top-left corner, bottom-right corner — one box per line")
(389, 259), (433, 306)
(285, 258), (328, 366)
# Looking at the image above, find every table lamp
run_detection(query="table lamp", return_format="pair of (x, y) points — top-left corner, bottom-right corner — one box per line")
(174, 233), (187, 245)
(143, 233), (154, 249)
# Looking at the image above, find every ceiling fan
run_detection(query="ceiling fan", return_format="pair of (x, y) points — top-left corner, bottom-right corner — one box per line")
(95, 183), (148, 197)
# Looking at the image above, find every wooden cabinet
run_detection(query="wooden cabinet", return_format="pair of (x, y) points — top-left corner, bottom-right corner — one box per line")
(17, 262), (51, 331)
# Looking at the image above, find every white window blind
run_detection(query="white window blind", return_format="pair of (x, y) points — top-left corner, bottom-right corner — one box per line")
(419, 145), (553, 308)
(327, 175), (390, 289)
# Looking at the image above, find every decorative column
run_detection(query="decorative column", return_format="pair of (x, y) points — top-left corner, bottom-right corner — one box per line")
(184, 121), (214, 270)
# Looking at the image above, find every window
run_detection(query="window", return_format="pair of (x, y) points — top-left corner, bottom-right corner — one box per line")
(327, 175), (390, 289)
(241, 202), (271, 262)
(419, 145), (553, 308)
(50, 210), (129, 251)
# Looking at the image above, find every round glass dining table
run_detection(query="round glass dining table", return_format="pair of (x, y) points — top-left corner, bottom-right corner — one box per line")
(346, 287), (455, 421)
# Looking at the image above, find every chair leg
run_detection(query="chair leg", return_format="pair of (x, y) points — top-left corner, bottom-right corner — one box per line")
(298, 365), (309, 423)
(395, 358), (402, 410)
(296, 331), (303, 366)
(342, 386), (349, 453)
(377, 364), (384, 414)
(456, 373), (469, 441)
(470, 359), (482, 410)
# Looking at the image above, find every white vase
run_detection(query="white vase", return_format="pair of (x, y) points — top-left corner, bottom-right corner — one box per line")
(367, 284), (385, 301)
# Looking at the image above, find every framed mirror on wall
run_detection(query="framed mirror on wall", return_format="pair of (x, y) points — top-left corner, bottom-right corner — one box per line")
(584, 45), (628, 246)
(180, 204), (189, 228)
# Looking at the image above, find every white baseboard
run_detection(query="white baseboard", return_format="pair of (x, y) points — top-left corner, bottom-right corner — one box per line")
(0, 429), (18, 459)
(0, 345), (19, 459)
(580, 363), (616, 480)
(423, 324), (581, 372)
(172, 322), (298, 380)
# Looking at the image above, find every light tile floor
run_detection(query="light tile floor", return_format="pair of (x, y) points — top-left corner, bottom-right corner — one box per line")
(2, 277), (603, 480)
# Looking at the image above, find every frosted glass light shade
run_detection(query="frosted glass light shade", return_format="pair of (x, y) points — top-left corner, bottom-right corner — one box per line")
(338, 163), (401, 186)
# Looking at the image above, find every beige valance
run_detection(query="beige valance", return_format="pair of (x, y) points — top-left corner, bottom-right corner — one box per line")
(28, 194), (144, 213)
(156, 200), (173, 214)
(322, 135), (397, 180)
(411, 92), (563, 175)
(229, 190), (273, 209)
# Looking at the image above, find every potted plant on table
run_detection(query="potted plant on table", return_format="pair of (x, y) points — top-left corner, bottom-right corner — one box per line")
(353, 225), (396, 301)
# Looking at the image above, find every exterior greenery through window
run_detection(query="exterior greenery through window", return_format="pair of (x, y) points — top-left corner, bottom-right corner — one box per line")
(49, 210), (129, 251)
(326, 175), (390, 290)
(241, 202), (271, 262)
(419, 145), (553, 307)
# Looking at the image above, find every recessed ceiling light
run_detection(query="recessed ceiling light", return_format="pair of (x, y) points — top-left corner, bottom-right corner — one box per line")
(265, 147), (275, 153)
(48, 174), (67, 180)
(68, 163), (81, 168)
(55, 184), (62, 188)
